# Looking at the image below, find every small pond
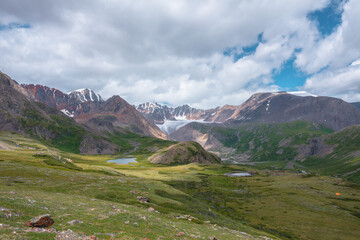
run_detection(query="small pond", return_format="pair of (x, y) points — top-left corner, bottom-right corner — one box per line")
(224, 172), (252, 177)
(107, 158), (137, 165)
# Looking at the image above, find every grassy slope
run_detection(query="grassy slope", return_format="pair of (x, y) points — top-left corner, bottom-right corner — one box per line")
(17, 101), (175, 156)
(1, 132), (360, 239)
(149, 141), (221, 165)
(192, 121), (333, 161)
(191, 121), (360, 182)
(301, 125), (360, 183)
(0, 132), (270, 239)
(17, 102), (87, 153)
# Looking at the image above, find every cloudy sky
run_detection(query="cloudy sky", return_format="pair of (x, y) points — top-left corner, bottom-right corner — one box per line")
(0, 0), (359, 108)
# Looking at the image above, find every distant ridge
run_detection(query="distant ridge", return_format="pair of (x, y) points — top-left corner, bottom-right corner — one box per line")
(138, 91), (360, 131)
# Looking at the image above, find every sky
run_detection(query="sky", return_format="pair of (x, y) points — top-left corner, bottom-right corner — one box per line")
(0, 0), (360, 109)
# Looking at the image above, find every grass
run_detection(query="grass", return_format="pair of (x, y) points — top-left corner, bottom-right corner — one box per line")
(301, 125), (360, 183)
(0, 132), (360, 239)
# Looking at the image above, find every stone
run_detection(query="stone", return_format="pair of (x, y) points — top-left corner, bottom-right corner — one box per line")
(137, 196), (149, 203)
(68, 219), (83, 225)
(24, 214), (54, 228)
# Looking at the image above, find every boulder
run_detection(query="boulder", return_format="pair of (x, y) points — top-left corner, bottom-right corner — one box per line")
(24, 214), (54, 228)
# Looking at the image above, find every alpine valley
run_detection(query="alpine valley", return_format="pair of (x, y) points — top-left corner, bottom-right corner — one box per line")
(1, 71), (360, 240)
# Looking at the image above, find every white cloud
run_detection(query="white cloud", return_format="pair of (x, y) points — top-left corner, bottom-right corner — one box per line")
(4, 0), (354, 109)
(298, 0), (360, 102)
(296, 0), (360, 74)
(303, 60), (360, 102)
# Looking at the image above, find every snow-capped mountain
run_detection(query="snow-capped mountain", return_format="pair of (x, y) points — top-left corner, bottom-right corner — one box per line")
(68, 88), (103, 103)
(136, 102), (218, 124)
(21, 84), (104, 116)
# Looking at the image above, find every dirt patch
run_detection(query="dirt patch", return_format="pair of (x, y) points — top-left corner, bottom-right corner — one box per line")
(0, 140), (16, 150)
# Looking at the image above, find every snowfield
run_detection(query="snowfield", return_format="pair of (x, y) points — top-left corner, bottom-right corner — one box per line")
(157, 119), (207, 135)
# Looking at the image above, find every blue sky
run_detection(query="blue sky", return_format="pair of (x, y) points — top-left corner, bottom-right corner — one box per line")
(226, 0), (346, 92)
(0, 0), (360, 108)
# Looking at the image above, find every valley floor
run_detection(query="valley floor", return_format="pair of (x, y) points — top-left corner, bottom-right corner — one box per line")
(0, 132), (360, 239)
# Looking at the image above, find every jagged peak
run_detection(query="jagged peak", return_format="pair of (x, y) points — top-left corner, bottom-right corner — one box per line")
(68, 88), (103, 102)
(22, 84), (64, 95)
(138, 102), (163, 108)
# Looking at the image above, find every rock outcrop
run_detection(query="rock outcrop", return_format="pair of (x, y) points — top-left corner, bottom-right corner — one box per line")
(24, 214), (54, 228)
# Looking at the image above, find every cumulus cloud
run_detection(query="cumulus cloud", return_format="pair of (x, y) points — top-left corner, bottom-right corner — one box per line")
(298, 0), (360, 102)
(297, 0), (360, 73)
(3, 0), (358, 108)
(303, 59), (360, 102)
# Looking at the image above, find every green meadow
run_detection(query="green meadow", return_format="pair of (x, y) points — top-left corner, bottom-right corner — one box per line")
(0, 132), (359, 239)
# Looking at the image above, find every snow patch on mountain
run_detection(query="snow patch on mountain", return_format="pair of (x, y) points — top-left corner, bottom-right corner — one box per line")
(157, 119), (206, 135)
(288, 91), (318, 97)
(60, 109), (74, 117)
(68, 88), (103, 102)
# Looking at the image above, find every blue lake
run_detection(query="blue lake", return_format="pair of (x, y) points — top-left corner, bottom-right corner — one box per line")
(107, 158), (137, 165)
(225, 172), (252, 177)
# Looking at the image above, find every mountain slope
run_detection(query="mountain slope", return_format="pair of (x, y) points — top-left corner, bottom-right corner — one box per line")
(301, 125), (360, 183)
(227, 92), (360, 131)
(139, 92), (360, 133)
(171, 119), (360, 183)
(73, 96), (167, 139)
(351, 102), (360, 109)
(23, 84), (167, 139)
(170, 121), (333, 161)
(0, 71), (118, 154)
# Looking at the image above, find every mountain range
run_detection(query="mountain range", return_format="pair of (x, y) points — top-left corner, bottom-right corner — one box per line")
(2, 70), (360, 177)
(22, 84), (167, 140)
(138, 91), (360, 132)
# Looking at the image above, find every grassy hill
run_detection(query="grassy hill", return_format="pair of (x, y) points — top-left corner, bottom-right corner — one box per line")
(301, 125), (360, 183)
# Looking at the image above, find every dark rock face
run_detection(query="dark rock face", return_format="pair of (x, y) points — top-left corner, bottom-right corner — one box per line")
(21, 84), (70, 110)
(79, 135), (118, 154)
(24, 214), (54, 228)
(351, 102), (360, 109)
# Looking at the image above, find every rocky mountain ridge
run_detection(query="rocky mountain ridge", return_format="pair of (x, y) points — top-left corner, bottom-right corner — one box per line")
(143, 92), (360, 132)
(136, 102), (218, 124)
(22, 84), (166, 139)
